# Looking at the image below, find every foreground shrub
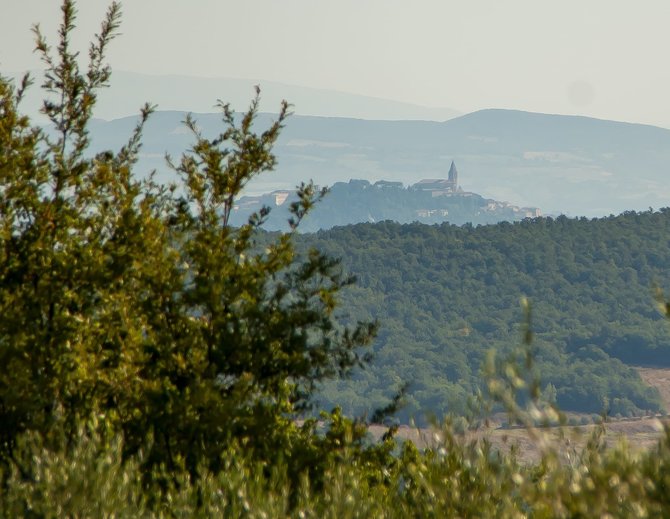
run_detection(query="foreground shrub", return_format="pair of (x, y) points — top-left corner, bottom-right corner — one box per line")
(0, 0), (376, 482)
(3, 416), (670, 517)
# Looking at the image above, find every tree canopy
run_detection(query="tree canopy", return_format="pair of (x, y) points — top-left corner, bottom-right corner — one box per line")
(0, 0), (376, 477)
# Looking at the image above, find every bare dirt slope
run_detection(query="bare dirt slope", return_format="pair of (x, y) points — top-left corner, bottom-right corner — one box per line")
(636, 367), (670, 411)
(366, 368), (670, 461)
(370, 419), (665, 462)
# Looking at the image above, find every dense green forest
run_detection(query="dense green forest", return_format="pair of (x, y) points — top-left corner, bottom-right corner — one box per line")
(300, 212), (670, 420)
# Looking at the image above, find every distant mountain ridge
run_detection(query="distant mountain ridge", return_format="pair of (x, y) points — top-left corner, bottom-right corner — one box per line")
(10, 70), (461, 122)
(81, 107), (670, 218)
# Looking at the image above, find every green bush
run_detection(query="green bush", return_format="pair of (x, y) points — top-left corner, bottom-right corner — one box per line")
(0, 0), (376, 482)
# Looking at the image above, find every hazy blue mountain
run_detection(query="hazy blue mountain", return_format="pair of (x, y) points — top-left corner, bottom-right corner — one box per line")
(10, 70), (461, 122)
(84, 108), (670, 219)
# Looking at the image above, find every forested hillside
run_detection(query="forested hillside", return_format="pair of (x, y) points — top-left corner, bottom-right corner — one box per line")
(301, 210), (670, 421)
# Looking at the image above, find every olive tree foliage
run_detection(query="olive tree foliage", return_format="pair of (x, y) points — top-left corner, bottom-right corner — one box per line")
(0, 0), (376, 473)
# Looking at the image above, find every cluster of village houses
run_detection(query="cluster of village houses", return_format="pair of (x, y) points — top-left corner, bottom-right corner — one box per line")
(234, 161), (541, 220)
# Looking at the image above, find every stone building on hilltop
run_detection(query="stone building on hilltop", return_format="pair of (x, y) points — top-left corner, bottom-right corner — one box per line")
(412, 160), (462, 196)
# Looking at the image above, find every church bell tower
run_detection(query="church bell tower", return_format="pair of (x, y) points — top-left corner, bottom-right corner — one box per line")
(447, 161), (458, 191)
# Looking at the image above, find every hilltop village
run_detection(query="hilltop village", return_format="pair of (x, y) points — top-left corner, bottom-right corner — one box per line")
(231, 162), (541, 232)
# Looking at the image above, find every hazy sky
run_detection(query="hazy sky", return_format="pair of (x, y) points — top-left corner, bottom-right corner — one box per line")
(3, 0), (670, 127)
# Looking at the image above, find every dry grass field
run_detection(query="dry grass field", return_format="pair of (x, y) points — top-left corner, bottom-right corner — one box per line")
(369, 418), (665, 463)
(366, 367), (670, 461)
(637, 366), (670, 410)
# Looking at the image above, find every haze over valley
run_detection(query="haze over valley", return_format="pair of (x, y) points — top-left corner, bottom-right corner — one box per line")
(82, 100), (670, 220)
